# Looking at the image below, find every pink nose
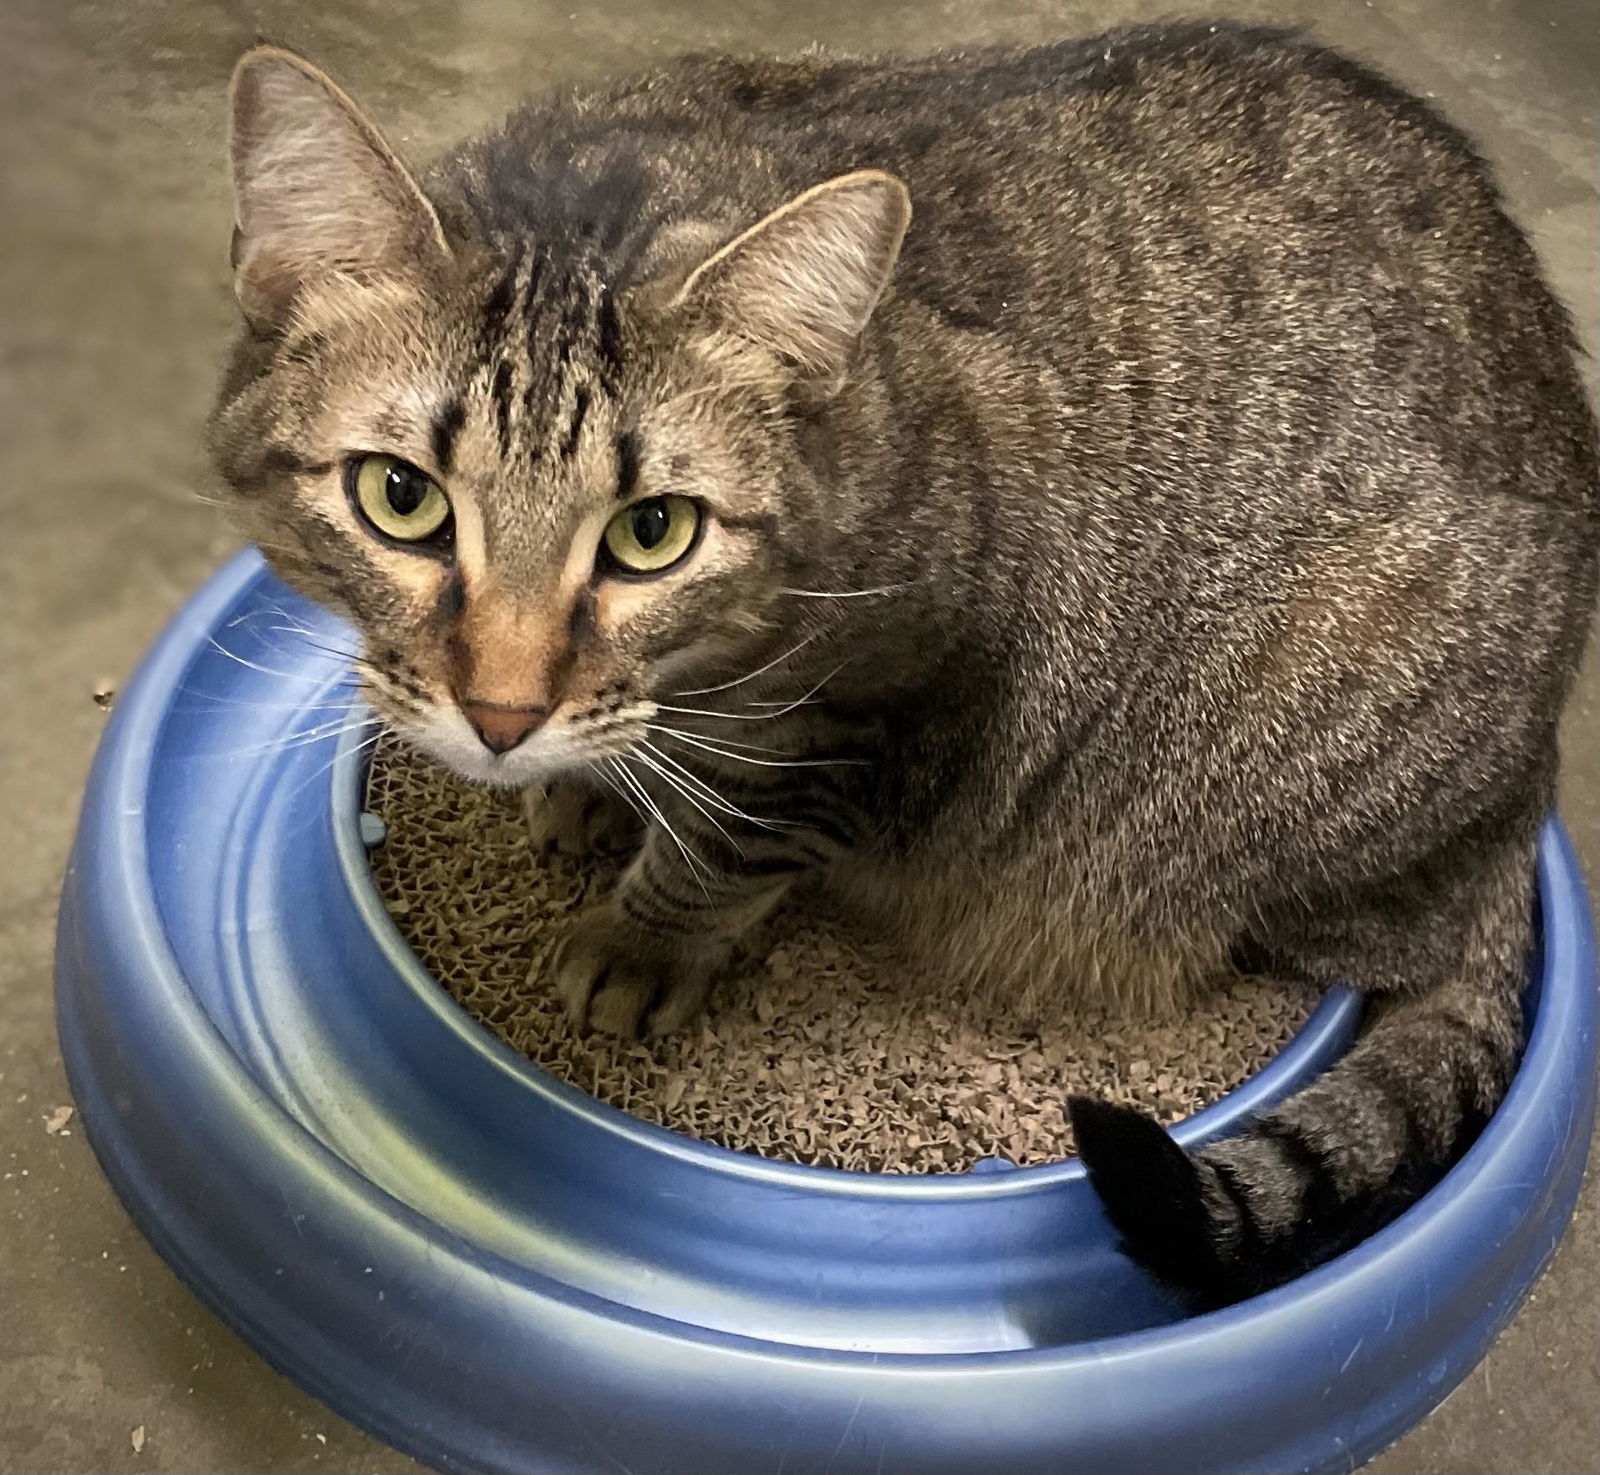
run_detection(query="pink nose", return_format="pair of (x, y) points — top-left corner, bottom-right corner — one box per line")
(460, 700), (547, 755)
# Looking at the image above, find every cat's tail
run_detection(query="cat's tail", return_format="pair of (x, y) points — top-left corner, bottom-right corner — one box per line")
(1068, 969), (1523, 1309)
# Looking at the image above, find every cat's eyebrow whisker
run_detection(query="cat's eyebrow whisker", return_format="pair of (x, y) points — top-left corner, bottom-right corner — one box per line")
(671, 631), (820, 698)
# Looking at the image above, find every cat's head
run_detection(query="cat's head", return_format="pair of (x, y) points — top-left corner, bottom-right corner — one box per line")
(207, 48), (909, 786)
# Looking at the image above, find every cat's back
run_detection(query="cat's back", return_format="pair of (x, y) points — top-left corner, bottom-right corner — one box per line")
(439, 21), (1591, 522)
(445, 22), (1529, 305)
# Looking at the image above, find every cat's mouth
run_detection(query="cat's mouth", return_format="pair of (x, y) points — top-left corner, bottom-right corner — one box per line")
(387, 699), (648, 791)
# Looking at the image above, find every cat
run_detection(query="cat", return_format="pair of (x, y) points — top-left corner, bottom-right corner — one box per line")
(207, 21), (1598, 1309)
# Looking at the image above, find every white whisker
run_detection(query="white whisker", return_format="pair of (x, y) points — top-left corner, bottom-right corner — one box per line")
(588, 760), (642, 821)
(262, 625), (362, 659)
(652, 727), (868, 769)
(672, 631), (820, 698)
(606, 758), (711, 894)
(632, 750), (743, 855)
(172, 695), (356, 714)
(777, 583), (907, 599)
(279, 727), (387, 823)
(635, 739), (787, 832)
(200, 714), (374, 760)
(653, 661), (846, 724)
(205, 636), (345, 685)
(645, 723), (786, 754)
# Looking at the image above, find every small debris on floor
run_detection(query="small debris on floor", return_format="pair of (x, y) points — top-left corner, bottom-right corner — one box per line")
(43, 1105), (74, 1136)
(92, 681), (117, 710)
(130, 1425), (146, 1454)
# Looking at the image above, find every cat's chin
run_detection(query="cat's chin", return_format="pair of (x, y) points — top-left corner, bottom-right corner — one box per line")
(390, 712), (582, 791)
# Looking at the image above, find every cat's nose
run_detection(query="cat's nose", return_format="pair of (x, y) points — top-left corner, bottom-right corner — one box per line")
(460, 699), (547, 755)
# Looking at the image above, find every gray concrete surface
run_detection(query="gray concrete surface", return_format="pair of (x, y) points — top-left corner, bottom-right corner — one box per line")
(1, 1), (1595, 1471)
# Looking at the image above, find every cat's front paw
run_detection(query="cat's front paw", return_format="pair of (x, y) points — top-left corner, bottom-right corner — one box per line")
(522, 781), (641, 859)
(545, 900), (720, 1039)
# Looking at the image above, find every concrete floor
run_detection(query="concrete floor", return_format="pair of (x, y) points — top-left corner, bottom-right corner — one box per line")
(1, 1), (1595, 1471)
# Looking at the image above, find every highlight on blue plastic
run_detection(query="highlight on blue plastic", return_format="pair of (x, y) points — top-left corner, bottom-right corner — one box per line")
(55, 551), (1597, 1475)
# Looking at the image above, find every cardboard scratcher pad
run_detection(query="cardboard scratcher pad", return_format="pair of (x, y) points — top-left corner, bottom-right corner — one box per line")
(366, 740), (1318, 1173)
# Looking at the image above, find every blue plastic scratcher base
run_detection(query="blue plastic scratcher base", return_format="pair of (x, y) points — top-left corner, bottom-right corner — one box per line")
(55, 552), (1598, 1475)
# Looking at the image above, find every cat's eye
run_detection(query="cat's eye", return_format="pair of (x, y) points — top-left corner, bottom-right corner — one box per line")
(602, 496), (701, 575)
(348, 454), (452, 544)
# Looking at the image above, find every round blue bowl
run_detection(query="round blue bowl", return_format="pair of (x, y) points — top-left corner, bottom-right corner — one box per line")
(55, 551), (1596, 1475)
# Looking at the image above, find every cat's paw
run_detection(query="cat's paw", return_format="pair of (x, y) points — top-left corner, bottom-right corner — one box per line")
(522, 781), (641, 859)
(545, 901), (718, 1039)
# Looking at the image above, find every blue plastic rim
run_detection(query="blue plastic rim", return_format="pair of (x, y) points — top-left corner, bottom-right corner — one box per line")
(55, 551), (1597, 1475)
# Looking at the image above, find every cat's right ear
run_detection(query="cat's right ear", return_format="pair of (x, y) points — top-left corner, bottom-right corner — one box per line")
(227, 47), (450, 328)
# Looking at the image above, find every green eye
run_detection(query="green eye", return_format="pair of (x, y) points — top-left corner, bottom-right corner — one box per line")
(350, 454), (451, 543)
(602, 496), (701, 574)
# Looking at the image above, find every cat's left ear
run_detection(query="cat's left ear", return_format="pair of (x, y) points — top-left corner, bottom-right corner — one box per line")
(227, 47), (451, 327)
(672, 170), (911, 401)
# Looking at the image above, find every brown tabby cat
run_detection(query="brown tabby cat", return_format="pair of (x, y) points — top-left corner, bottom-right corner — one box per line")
(207, 22), (1598, 1308)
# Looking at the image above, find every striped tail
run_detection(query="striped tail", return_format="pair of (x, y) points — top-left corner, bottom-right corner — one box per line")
(1069, 972), (1523, 1309)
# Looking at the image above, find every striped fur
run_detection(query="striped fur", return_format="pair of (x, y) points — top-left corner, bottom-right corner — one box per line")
(208, 24), (1598, 1304)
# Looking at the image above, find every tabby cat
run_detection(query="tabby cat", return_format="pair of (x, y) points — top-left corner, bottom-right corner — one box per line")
(208, 22), (1598, 1308)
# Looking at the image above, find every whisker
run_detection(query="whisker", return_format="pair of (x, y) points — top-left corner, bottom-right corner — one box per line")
(278, 727), (387, 826)
(652, 728), (868, 769)
(205, 636), (346, 685)
(607, 758), (712, 894)
(198, 714), (374, 761)
(295, 640), (364, 664)
(777, 583), (908, 600)
(171, 694), (356, 714)
(653, 703), (777, 722)
(244, 603), (347, 642)
(587, 760), (639, 816)
(655, 662), (848, 723)
(635, 740), (788, 831)
(262, 625), (362, 661)
(671, 631), (820, 698)
(632, 751), (744, 856)
(645, 722), (787, 755)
